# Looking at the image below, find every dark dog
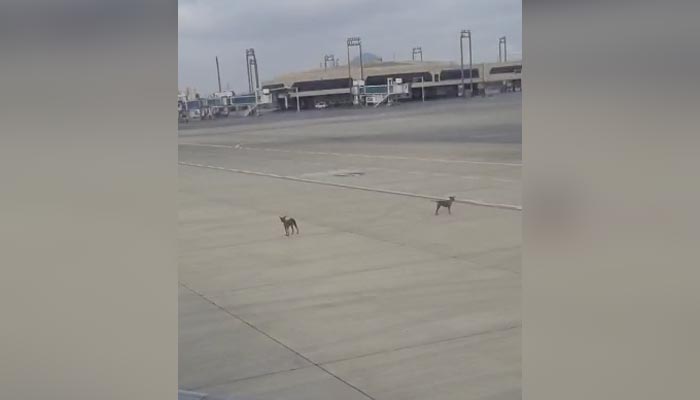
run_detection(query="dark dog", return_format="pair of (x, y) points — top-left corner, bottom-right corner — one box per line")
(434, 196), (456, 215)
(279, 216), (299, 236)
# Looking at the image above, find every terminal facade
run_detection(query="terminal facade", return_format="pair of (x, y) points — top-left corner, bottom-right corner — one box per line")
(262, 60), (522, 110)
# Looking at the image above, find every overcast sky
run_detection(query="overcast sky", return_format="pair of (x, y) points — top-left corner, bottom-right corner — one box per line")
(179, 0), (521, 94)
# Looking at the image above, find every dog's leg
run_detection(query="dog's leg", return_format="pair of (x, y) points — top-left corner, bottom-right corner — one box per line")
(448, 205), (451, 214)
(435, 204), (440, 215)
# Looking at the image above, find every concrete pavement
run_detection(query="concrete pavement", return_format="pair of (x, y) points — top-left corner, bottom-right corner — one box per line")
(179, 94), (521, 399)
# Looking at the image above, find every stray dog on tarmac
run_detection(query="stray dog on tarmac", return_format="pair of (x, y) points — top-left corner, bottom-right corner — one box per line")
(279, 216), (300, 236)
(434, 196), (456, 215)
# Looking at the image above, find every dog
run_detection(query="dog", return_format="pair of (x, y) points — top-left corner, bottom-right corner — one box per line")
(279, 216), (300, 236)
(434, 196), (456, 215)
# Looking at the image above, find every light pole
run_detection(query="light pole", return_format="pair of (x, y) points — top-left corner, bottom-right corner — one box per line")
(346, 37), (363, 102)
(498, 38), (502, 62)
(324, 54), (336, 70)
(499, 36), (507, 62)
(245, 48), (253, 93)
(412, 46), (423, 61)
(215, 56), (222, 93)
(252, 59), (259, 90)
(412, 76), (425, 102)
(460, 30), (473, 98)
(249, 59), (259, 90)
(295, 87), (300, 112)
(245, 48), (260, 93)
(347, 43), (351, 96)
(419, 77), (425, 102)
(245, 53), (253, 93)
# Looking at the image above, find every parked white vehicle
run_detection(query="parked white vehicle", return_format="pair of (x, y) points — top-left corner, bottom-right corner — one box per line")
(314, 101), (328, 109)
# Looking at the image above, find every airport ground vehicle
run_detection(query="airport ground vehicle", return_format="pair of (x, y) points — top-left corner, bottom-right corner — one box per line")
(186, 99), (213, 120)
(177, 100), (189, 123)
(208, 97), (230, 118)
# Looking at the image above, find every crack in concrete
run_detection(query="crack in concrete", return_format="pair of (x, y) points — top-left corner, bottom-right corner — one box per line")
(180, 282), (378, 400)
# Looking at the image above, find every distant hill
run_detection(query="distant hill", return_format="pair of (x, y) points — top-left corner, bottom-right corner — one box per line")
(351, 52), (382, 66)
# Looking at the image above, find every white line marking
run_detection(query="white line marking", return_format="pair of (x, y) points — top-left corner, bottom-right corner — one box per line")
(179, 161), (522, 211)
(363, 167), (517, 183)
(179, 142), (522, 167)
(251, 147), (523, 166)
(179, 143), (519, 182)
(179, 143), (236, 148)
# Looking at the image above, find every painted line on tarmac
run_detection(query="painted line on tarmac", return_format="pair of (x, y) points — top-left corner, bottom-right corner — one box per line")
(179, 161), (522, 211)
(179, 142), (238, 149)
(179, 142), (522, 167)
(247, 147), (523, 167)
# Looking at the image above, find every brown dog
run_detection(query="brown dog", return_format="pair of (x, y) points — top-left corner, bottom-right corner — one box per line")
(434, 196), (456, 215)
(279, 216), (300, 236)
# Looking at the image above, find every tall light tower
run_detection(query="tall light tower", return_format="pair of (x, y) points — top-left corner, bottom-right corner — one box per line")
(245, 48), (260, 93)
(498, 36), (507, 62)
(460, 29), (473, 98)
(245, 49), (253, 93)
(412, 46), (423, 61)
(323, 54), (336, 70)
(346, 37), (363, 100)
(215, 56), (222, 93)
(252, 52), (260, 90)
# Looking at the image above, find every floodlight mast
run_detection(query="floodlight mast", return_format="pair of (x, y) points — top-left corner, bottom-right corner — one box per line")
(460, 30), (473, 98)
(245, 48), (260, 93)
(323, 54), (336, 70)
(215, 56), (222, 93)
(412, 47), (423, 61)
(499, 36), (507, 62)
(346, 37), (364, 102)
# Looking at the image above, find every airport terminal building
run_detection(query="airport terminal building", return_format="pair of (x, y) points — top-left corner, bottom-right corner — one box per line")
(262, 59), (522, 110)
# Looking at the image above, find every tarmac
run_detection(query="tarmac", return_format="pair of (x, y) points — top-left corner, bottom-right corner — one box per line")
(179, 93), (522, 400)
